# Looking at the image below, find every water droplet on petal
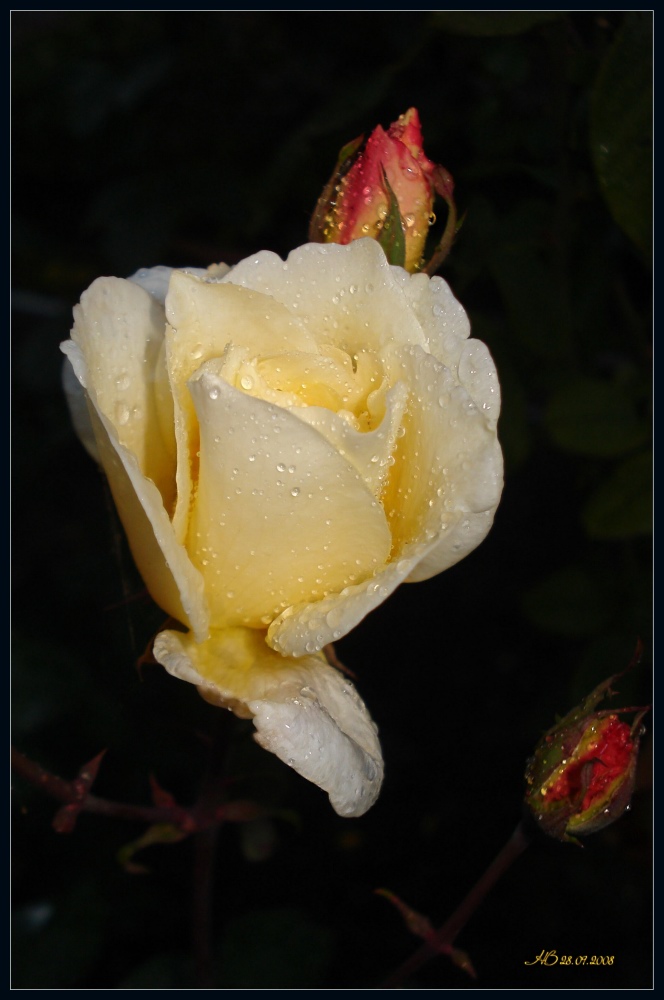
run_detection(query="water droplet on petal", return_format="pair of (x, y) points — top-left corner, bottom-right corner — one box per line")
(115, 403), (130, 425)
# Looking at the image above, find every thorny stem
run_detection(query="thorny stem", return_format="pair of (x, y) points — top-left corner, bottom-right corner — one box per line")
(11, 745), (260, 832)
(13, 724), (241, 990)
(382, 821), (532, 988)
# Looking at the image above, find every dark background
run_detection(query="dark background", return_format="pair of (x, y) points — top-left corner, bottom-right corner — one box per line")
(12, 11), (652, 989)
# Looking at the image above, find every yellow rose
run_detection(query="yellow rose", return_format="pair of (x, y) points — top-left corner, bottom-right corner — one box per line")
(61, 238), (502, 816)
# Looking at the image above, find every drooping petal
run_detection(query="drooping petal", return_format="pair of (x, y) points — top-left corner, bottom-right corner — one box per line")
(153, 627), (384, 818)
(186, 361), (392, 631)
(221, 239), (427, 358)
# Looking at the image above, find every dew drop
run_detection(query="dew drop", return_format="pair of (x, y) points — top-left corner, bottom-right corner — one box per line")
(115, 403), (130, 425)
(291, 487), (301, 497)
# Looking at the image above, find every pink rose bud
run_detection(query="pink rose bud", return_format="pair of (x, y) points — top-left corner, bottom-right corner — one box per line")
(524, 658), (648, 842)
(310, 108), (439, 272)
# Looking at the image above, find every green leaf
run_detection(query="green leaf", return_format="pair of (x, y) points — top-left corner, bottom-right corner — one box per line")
(584, 451), (652, 539)
(591, 14), (653, 257)
(377, 167), (406, 268)
(433, 11), (560, 37)
(545, 378), (649, 457)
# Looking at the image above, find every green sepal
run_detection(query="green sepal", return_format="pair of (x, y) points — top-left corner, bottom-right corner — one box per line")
(377, 166), (406, 267)
(308, 134), (364, 243)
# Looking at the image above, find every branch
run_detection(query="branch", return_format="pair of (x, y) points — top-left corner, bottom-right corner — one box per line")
(11, 746), (261, 834)
(382, 822), (532, 987)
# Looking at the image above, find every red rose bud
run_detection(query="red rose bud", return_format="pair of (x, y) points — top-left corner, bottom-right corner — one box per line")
(524, 663), (648, 843)
(310, 108), (440, 272)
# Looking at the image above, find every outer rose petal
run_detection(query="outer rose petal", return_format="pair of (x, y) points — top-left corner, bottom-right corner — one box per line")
(219, 239), (427, 358)
(129, 264), (228, 306)
(153, 627), (383, 818)
(164, 273), (316, 543)
(268, 542), (429, 656)
(67, 277), (177, 510)
(267, 344), (502, 655)
(61, 278), (209, 641)
(187, 363), (392, 629)
(61, 356), (98, 462)
(383, 344), (503, 564)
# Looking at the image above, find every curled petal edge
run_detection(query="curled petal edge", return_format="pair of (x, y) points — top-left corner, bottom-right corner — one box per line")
(152, 628), (384, 818)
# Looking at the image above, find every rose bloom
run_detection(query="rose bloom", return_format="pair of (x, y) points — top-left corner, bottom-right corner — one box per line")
(62, 238), (503, 816)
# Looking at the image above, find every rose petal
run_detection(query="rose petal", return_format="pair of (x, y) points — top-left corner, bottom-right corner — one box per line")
(66, 277), (177, 513)
(267, 543), (427, 656)
(382, 344), (503, 563)
(397, 270), (471, 370)
(129, 264), (229, 306)
(268, 344), (503, 655)
(61, 279), (209, 640)
(186, 362), (392, 630)
(61, 356), (98, 461)
(164, 273), (316, 543)
(289, 381), (409, 497)
(221, 239), (427, 357)
(153, 627), (383, 818)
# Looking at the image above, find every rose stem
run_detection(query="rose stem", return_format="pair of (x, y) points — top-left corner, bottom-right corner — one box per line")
(11, 746), (179, 825)
(382, 821), (532, 988)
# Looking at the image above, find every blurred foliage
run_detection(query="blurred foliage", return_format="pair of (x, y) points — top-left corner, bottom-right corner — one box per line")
(12, 11), (651, 989)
